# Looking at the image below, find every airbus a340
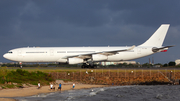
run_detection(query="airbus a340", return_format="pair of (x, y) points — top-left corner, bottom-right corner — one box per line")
(3, 24), (173, 68)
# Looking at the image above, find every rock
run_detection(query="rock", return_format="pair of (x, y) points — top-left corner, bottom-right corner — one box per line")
(55, 80), (73, 85)
(22, 84), (29, 88)
(56, 80), (64, 84)
(12, 83), (17, 85)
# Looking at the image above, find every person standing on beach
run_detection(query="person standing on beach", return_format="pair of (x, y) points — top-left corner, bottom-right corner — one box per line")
(72, 83), (75, 89)
(38, 82), (41, 89)
(58, 83), (61, 91)
(50, 83), (53, 90)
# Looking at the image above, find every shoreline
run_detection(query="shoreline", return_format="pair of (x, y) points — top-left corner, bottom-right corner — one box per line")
(0, 83), (108, 101)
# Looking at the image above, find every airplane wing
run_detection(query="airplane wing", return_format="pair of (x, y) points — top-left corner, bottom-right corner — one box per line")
(98, 45), (135, 56)
(62, 45), (135, 59)
(152, 45), (174, 52)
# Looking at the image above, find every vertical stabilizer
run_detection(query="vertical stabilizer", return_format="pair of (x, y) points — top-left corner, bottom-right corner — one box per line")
(140, 24), (170, 47)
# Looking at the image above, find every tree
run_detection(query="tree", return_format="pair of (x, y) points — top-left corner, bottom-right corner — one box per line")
(142, 63), (152, 67)
(168, 61), (176, 66)
(163, 63), (168, 67)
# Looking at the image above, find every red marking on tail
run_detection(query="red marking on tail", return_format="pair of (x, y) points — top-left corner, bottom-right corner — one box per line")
(161, 50), (167, 52)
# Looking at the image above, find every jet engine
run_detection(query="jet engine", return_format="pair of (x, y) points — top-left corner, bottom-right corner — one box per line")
(92, 54), (107, 61)
(68, 58), (84, 64)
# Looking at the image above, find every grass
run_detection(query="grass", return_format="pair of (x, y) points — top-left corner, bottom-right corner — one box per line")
(5, 84), (15, 88)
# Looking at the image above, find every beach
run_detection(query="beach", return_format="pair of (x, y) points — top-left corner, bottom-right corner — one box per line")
(0, 82), (107, 101)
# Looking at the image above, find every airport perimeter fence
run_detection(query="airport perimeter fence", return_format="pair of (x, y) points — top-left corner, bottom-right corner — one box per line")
(50, 69), (180, 85)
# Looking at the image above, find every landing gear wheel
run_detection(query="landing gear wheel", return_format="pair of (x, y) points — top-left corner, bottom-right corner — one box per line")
(93, 65), (97, 68)
(81, 63), (97, 69)
(90, 65), (97, 68)
(81, 65), (85, 68)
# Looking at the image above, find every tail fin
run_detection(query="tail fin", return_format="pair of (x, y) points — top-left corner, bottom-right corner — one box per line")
(139, 24), (170, 47)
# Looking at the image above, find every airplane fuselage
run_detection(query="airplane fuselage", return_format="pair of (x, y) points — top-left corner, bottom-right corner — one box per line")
(3, 46), (154, 63)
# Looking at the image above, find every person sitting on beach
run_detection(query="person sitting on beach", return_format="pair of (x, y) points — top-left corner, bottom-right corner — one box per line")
(58, 83), (61, 91)
(38, 82), (41, 89)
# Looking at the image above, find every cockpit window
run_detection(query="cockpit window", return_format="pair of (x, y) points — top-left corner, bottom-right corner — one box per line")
(8, 51), (13, 54)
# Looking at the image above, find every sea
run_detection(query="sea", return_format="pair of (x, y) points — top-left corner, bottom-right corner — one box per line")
(13, 85), (180, 101)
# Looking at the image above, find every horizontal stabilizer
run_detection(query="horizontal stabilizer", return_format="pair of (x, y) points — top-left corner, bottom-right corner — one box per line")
(152, 45), (174, 52)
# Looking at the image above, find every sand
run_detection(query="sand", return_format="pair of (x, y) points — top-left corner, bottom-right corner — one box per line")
(0, 83), (107, 101)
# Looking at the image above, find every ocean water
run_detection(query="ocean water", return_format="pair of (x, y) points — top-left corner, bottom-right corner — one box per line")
(14, 85), (180, 101)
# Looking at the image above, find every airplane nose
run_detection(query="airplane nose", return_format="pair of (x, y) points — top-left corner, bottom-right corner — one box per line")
(3, 54), (8, 59)
(3, 53), (15, 61)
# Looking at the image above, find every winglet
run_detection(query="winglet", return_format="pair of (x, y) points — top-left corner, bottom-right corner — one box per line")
(152, 45), (174, 52)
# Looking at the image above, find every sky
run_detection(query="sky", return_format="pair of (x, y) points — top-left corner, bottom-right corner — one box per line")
(0, 0), (180, 64)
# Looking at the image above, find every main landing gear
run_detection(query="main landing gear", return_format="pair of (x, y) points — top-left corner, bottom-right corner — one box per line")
(81, 63), (97, 68)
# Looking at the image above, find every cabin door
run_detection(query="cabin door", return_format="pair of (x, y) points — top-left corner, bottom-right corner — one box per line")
(50, 49), (54, 56)
(137, 48), (141, 54)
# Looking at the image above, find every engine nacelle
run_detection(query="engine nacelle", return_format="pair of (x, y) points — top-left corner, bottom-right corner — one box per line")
(92, 54), (107, 61)
(68, 58), (84, 64)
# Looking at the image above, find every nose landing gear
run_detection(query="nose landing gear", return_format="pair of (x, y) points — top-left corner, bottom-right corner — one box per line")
(19, 62), (22, 69)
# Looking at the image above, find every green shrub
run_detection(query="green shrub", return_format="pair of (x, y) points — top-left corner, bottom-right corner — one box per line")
(6, 84), (15, 88)
(4, 69), (54, 86)
(0, 67), (8, 84)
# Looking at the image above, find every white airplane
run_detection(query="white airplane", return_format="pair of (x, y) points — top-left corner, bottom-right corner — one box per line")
(3, 24), (173, 68)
